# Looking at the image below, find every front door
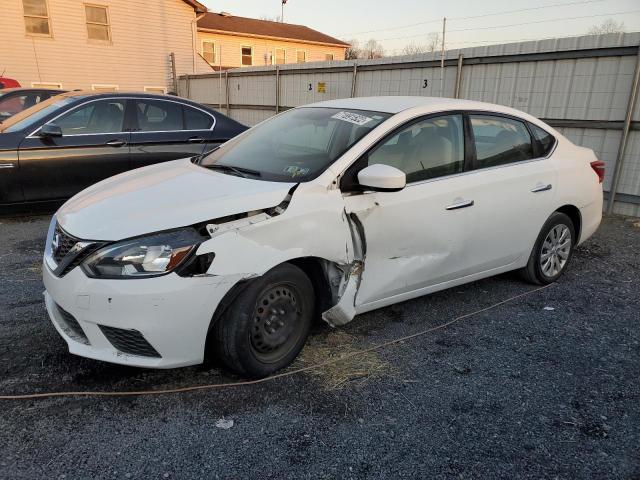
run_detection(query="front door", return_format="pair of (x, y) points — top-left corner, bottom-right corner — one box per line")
(18, 98), (130, 202)
(342, 113), (476, 307)
(129, 98), (214, 170)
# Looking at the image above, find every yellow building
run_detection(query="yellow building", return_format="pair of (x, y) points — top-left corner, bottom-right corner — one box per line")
(0, 0), (209, 92)
(197, 12), (350, 71)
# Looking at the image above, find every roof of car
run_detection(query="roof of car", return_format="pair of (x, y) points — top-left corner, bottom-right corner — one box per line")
(306, 96), (535, 118)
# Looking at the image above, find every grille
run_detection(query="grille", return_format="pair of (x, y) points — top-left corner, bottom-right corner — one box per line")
(52, 224), (78, 264)
(59, 245), (100, 276)
(55, 304), (90, 345)
(98, 326), (161, 358)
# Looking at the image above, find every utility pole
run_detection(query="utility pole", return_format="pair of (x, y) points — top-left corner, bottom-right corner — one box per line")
(440, 17), (446, 97)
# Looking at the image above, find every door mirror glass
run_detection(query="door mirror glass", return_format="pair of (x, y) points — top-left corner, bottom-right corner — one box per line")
(40, 123), (62, 137)
(357, 164), (406, 192)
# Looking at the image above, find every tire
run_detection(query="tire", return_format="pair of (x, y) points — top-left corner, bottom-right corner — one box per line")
(212, 263), (314, 378)
(520, 211), (576, 285)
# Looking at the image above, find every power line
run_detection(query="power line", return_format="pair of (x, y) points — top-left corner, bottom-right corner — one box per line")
(344, 0), (605, 36)
(374, 9), (639, 42)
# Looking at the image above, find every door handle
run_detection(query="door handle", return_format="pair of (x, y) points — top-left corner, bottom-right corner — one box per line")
(188, 136), (205, 143)
(531, 184), (552, 193)
(445, 199), (474, 210)
(106, 139), (127, 147)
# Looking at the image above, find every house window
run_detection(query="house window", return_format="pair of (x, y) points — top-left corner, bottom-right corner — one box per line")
(31, 82), (62, 88)
(274, 48), (286, 65)
(85, 4), (111, 42)
(202, 41), (216, 65)
(91, 84), (118, 92)
(325, 53), (334, 61)
(23, 0), (51, 36)
(144, 86), (168, 94)
(296, 50), (306, 63)
(241, 46), (253, 66)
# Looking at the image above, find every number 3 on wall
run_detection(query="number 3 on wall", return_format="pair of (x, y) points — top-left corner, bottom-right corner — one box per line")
(308, 83), (312, 91)
(423, 79), (428, 88)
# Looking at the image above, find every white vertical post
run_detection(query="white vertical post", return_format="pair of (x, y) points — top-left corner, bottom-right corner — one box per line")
(440, 17), (446, 97)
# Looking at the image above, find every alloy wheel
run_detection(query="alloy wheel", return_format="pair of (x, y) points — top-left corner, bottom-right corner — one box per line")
(540, 224), (572, 277)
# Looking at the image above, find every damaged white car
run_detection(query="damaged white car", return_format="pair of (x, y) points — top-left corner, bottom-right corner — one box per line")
(43, 96), (603, 377)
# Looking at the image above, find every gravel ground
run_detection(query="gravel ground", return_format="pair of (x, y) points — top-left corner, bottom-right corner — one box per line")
(0, 214), (638, 479)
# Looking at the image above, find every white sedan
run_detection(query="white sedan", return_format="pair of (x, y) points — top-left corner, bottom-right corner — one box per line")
(42, 96), (604, 377)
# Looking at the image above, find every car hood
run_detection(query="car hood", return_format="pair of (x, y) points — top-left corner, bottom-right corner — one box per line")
(57, 158), (296, 240)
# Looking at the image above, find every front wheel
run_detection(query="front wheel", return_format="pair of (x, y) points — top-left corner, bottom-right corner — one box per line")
(520, 212), (576, 285)
(212, 263), (314, 378)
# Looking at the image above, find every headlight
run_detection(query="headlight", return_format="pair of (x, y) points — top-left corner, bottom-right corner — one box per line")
(82, 229), (205, 279)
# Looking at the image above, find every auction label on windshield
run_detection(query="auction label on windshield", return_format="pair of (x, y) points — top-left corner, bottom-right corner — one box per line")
(331, 111), (373, 126)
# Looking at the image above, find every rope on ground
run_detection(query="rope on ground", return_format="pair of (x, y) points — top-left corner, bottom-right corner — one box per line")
(0, 284), (551, 400)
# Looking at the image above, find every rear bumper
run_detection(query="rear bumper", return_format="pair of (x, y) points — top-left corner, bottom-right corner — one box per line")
(578, 192), (603, 245)
(43, 261), (244, 368)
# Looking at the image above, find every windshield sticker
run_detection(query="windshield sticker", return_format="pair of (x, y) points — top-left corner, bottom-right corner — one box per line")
(331, 111), (373, 126)
(283, 166), (310, 178)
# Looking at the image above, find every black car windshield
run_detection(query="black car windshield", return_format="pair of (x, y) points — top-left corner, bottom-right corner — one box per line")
(199, 107), (390, 182)
(0, 96), (78, 133)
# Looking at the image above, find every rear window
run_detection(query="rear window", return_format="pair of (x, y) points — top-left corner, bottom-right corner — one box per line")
(529, 123), (556, 156)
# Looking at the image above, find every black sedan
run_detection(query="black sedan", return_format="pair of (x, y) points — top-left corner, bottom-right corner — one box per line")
(0, 91), (247, 207)
(0, 88), (65, 122)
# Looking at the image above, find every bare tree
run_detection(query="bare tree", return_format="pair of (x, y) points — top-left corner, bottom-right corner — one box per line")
(588, 19), (625, 35)
(401, 32), (440, 56)
(362, 39), (385, 59)
(259, 15), (283, 23)
(344, 39), (361, 60)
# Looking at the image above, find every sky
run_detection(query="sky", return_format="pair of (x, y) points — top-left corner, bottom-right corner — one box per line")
(200, 0), (640, 55)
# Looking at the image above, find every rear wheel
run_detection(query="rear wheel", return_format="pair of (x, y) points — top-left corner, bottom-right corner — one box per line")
(212, 263), (314, 378)
(520, 212), (576, 285)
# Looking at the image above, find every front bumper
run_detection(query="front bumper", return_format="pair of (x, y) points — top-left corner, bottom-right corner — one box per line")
(43, 261), (244, 368)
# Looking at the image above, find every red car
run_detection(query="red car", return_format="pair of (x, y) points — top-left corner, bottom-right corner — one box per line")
(0, 77), (21, 89)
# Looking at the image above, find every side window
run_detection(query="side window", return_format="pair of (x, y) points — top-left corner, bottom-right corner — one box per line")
(367, 114), (465, 183)
(529, 123), (555, 156)
(184, 106), (214, 130)
(136, 100), (183, 132)
(469, 115), (534, 168)
(54, 99), (125, 134)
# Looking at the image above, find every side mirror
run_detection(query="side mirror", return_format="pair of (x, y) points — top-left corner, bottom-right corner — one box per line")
(40, 123), (62, 137)
(357, 164), (406, 192)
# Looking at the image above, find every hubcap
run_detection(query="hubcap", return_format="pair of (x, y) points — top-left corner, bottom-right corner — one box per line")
(540, 224), (572, 277)
(250, 285), (302, 361)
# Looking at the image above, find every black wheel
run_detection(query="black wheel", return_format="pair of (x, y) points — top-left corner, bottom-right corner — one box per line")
(520, 211), (576, 285)
(212, 263), (314, 378)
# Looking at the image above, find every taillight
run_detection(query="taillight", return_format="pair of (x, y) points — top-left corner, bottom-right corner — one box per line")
(590, 160), (605, 183)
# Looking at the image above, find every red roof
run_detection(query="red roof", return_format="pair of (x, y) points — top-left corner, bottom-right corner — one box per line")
(198, 13), (350, 48)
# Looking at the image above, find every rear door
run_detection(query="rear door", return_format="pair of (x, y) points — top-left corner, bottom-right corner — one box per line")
(18, 98), (130, 202)
(459, 113), (558, 273)
(128, 98), (216, 170)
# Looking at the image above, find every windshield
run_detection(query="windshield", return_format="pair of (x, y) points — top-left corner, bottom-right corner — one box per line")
(0, 96), (78, 133)
(199, 107), (390, 182)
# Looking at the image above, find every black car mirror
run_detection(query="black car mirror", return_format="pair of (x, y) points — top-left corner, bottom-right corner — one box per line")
(40, 123), (63, 137)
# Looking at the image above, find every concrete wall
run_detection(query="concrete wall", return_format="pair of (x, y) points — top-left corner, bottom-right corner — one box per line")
(179, 32), (640, 216)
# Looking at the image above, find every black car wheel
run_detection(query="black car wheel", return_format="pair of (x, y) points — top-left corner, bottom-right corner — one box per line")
(212, 263), (314, 378)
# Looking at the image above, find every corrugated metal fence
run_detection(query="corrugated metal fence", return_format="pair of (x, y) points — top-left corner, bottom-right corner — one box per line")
(178, 32), (640, 217)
